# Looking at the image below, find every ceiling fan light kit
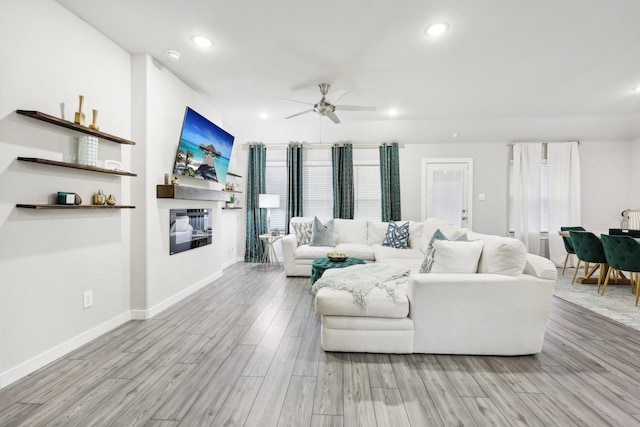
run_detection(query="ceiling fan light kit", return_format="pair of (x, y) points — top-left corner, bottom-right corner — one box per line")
(279, 83), (376, 124)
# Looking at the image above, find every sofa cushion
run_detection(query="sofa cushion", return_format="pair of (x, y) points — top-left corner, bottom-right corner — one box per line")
(408, 221), (423, 249)
(310, 217), (334, 246)
(377, 257), (423, 273)
(315, 284), (409, 318)
(430, 239), (484, 273)
(334, 243), (375, 261)
(419, 218), (468, 253)
(468, 232), (527, 275)
(367, 221), (389, 245)
(295, 244), (334, 260)
(382, 221), (410, 249)
(373, 244), (424, 262)
(334, 218), (368, 244)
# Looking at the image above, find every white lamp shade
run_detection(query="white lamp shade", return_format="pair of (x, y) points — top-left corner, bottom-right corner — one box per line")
(259, 193), (280, 209)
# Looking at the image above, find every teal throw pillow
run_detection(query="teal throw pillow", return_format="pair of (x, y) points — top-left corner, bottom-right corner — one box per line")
(419, 228), (468, 273)
(309, 217), (334, 246)
(382, 221), (410, 249)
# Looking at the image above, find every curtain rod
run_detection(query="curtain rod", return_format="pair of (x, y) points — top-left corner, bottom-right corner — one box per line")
(507, 140), (580, 145)
(242, 142), (405, 150)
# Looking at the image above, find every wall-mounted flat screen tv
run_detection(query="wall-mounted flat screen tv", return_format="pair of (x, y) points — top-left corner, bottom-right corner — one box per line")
(173, 106), (235, 183)
(170, 208), (213, 255)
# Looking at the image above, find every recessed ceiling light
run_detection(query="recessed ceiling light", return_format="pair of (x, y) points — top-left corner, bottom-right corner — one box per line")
(387, 108), (399, 117)
(192, 35), (213, 48)
(165, 50), (181, 61)
(633, 86), (640, 93)
(425, 22), (449, 37)
(259, 112), (269, 119)
(452, 132), (459, 138)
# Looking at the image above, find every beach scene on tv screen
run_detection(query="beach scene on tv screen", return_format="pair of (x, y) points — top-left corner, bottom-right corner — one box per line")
(173, 107), (234, 182)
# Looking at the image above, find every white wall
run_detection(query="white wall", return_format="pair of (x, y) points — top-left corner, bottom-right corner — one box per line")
(130, 55), (235, 318)
(0, 0), (132, 387)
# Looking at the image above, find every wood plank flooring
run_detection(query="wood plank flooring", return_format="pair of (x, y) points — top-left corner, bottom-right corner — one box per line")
(2, 262), (640, 426)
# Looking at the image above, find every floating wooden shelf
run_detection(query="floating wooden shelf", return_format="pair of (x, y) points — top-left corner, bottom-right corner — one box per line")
(17, 110), (136, 145)
(156, 185), (229, 201)
(17, 157), (137, 177)
(16, 204), (135, 210)
(223, 189), (243, 194)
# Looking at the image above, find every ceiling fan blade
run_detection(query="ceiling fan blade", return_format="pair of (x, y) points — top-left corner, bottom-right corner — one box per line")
(335, 105), (376, 111)
(325, 89), (346, 105)
(276, 98), (314, 106)
(285, 109), (314, 119)
(326, 111), (341, 124)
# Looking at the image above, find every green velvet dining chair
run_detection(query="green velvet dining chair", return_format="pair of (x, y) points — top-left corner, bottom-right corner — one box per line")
(600, 233), (640, 305)
(560, 226), (585, 275)
(569, 230), (608, 289)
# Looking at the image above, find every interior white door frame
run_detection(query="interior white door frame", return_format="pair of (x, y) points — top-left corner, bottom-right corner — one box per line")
(421, 158), (474, 229)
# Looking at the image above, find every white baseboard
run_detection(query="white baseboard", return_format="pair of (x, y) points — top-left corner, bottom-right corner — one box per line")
(0, 311), (131, 390)
(130, 270), (224, 320)
(222, 257), (241, 269)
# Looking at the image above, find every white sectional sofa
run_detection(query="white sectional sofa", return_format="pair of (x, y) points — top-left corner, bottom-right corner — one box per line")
(282, 217), (430, 276)
(282, 216), (558, 356)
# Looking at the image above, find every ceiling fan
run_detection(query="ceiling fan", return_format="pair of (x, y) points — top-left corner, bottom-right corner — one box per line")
(278, 83), (376, 124)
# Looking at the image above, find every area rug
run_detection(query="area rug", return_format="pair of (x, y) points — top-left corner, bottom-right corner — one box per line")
(553, 267), (640, 331)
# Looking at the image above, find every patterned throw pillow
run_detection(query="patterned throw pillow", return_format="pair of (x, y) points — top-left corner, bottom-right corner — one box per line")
(381, 221), (410, 249)
(419, 228), (468, 273)
(309, 217), (334, 246)
(291, 221), (313, 246)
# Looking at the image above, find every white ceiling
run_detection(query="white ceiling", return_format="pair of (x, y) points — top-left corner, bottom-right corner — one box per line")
(56, 0), (640, 126)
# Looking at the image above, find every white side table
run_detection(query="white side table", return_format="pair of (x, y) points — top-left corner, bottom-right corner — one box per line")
(259, 233), (283, 268)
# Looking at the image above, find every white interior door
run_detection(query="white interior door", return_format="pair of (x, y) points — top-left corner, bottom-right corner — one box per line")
(422, 158), (473, 228)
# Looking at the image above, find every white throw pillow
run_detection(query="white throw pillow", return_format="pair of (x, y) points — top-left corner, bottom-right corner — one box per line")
(430, 239), (484, 273)
(472, 234), (527, 275)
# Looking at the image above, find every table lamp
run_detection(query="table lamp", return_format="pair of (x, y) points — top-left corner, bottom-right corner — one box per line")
(259, 193), (280, 233)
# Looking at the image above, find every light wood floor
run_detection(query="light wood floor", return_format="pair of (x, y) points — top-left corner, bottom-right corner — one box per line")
(2, 262), (640, 426)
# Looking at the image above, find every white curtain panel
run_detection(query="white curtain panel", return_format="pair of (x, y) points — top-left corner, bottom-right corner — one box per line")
(547, 142), (581, 267)
(513, 143), (542, 255)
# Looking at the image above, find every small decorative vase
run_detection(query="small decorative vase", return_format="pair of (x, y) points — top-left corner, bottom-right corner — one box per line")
(88, 109), (99, 131)
(74, 95), (85, 126)
(106, 194), (116, 206)
(93, 189), (106, 205)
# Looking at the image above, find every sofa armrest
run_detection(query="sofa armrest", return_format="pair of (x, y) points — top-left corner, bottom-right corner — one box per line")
(282, 234), (298, 276)
(523, 253), (557, 281)
(406, 272), (556, 355)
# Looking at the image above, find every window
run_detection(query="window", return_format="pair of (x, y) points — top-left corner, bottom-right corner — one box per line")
(303, 163), (333, 219)
(267, 160), (383, 228)
(508, 152), (549, 233)
(353, 164), (381, 220)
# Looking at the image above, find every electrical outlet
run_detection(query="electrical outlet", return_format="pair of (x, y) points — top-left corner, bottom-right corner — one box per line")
(83, 290), (93, 309)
